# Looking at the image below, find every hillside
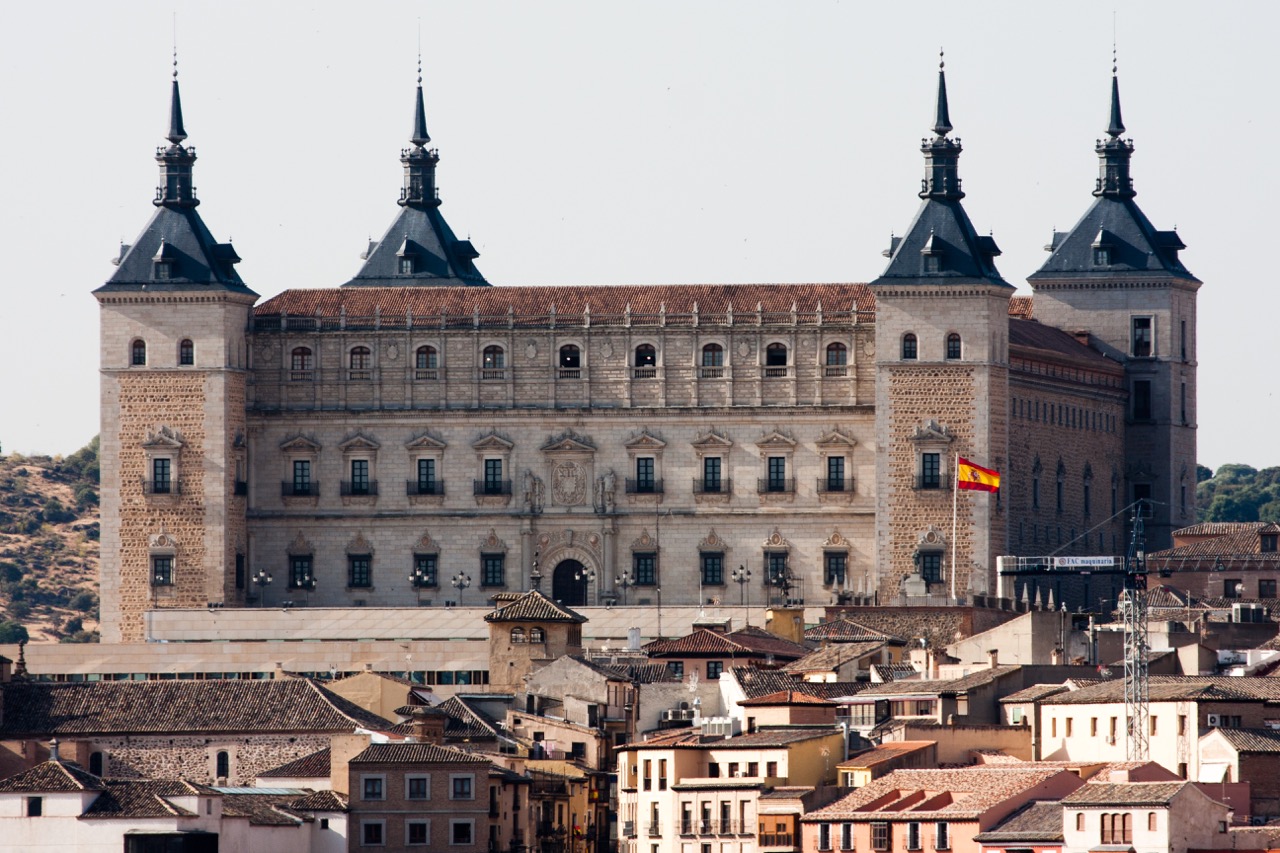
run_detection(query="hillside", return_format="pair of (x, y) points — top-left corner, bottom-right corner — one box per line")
(0, 438), (100, 643)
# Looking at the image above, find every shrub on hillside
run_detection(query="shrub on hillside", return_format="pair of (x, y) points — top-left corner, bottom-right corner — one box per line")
(0, 621), (28, 644)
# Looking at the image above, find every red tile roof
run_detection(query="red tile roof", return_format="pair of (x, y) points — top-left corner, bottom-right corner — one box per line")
(805, 767), (1073, 821)
(484, 590), (587, 624)
(644, 626), (808, 660)
(0, 760), (104, 792)
(259, 748), (331, 779)
(738, 690), (836, 707)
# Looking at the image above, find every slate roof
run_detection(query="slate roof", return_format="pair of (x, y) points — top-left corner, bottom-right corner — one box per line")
(1029, 195), (1197, 283)
(973, 801), (1066, 842)
(873, 197), (1010, 288)
(259, 748), (331, 779)
(484, 590), (587, 624)
(1212, 727), (1280, 753)
(1061, 781), (1189, 807)
(350, 742), (489, 765)
(1042, 676), (1280, 705)
(0, 760), (104, 792)
(345, 204), (488, 288)
(97, 207), (253, 295)
(805, 618), (904, 643)
(0, 679), (395, 737)
(289, 789), (348, 812)
(83, 780), (208, 818)
(805, 767), (1070, 821)
(782, 642), (887, 674)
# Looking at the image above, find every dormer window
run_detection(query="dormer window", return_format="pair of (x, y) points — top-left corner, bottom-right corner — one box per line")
(396, 238), (417, 275)
(920, 232), (943, 273)
(399, 257), (414, 275)
(924, 255), (941, 273)
(1263, 534), (1278, 553)
(154, 261), (173, 280)
(1092, 247), (1110, 266)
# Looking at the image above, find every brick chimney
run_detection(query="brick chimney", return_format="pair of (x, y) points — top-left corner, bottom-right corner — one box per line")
(988, 649), (998, 669)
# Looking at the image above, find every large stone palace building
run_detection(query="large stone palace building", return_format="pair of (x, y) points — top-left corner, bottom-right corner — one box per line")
(94, 63), (1200, 642)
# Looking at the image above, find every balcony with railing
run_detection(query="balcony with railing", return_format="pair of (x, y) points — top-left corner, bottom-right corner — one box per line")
(823, 364), (849, 377)
(625, 478), (664, 495)
(632, 366), (658, 379)
(699, 366), (725, 379)
(347, 369), (372, 381)
(693, 478), (731, 495)
(281, 482), (319, 497)
(340, 480), (379, 497)
(558, 368), (582, 380)
(757, 478), (794, 494)
(474, 479), (513, 496)
(414, 368), (439, 380)
(760, 832), (795, 848)
(406, 480), (445, 496)
(142, 480), (180, 496)
(289, 370), (314, 381)
(480, 368), (506, 381)
(762, 366), (791, 378)
(817, 477), (854, 494)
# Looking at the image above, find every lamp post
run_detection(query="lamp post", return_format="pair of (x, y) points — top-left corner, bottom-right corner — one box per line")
(615, 570), (634, 606)
(253, 568), (272, 607)
(732, 565), (751, 606)
(575, 564), (597, 606)
(656, 587), (663, 640)
(531, 552), (542, 592)
(409, 562), (433, 604)
(452, 571), (472, 605)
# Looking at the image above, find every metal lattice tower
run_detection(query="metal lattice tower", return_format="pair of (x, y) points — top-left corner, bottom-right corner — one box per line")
(1122, 503), (1150, 761)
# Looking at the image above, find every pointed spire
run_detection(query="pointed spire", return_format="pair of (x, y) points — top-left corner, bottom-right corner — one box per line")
(400, 54), (440, 208)
(167, 48), (187, 144)
(1094, 53), (1136, 200)
(411, 53), (430, 147)
(933, 50), (952, 137)
(1106, 50), (1125, 138)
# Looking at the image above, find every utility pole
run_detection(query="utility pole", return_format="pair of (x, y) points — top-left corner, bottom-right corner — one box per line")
(1122, 502), (1150, 761)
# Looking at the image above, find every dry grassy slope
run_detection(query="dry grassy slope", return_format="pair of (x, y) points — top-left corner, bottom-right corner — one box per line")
(0, 456), (100, 642)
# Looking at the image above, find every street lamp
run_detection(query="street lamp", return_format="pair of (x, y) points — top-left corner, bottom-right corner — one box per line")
(575, 564), (596, 605)
(409, 561), (434, 604)
(253, 568), (272, 607)
(732, 565), (751, 606)
(452, 571), (472, 604)
(531, 553), (542, 592)
(615, 570), (634, 606)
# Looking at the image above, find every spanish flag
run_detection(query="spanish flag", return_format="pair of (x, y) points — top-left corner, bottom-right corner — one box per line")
(956, 457), (1000, 492)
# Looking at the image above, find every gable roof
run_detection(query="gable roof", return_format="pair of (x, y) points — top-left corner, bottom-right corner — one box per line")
(350, 742), (490, 765)
(258, 748), (331, 779)
(83, 779), (209, 818)
(805, 767), (1071, 821)
(289, 789), (348, 812)
(782, 641), (887, 674)
(739, 690), (835, 707)
(0, 679), (395, 737)
(973, 801), (1066, 842)
(1212, 727), (1280, 753)
(0, 760), (105, 793)
(1042, 676), (1280, 705)
(730, 667), (865, 701)
(1061, 781), (1191, 807)
(484, 589), (587, 624)
(805, 618), (903, 643)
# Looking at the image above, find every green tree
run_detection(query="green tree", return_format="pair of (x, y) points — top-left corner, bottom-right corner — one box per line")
(0, 621), (28, 644)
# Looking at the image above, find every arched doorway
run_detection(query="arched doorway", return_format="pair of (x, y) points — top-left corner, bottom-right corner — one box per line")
(552, 559), (589, 607)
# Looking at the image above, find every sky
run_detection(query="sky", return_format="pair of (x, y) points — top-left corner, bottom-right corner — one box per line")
(0, 1), (1272, 470)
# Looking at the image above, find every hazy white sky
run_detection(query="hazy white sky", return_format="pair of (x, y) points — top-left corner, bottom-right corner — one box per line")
(0, 1), (1272, 470)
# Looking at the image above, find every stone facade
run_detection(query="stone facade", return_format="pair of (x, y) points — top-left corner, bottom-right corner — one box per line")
(70, 733), (331, 786)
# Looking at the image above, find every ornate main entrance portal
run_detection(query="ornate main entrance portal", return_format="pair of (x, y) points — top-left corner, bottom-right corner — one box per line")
(551, 559), (589, 607)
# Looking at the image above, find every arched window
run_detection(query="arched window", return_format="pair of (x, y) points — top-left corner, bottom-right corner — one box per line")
(825, 343), (848, 366)
(416, 345), (438, 369)
(529, 627), (545, 643)
(178, 339), (194, 366)
(902, 333), (918, 360)
(946, 333), (961, 360)
(559, 344), (581, 369)
(482, 345), (505, 369)
(349, 346), (372, 370)
(635, 344), (656, 367)
(701, 343), (724, 367)
(291, 347), (313, 371)
(510, 627), (526, 644)
(131, 339), (147, 366)
(216, 750), (230, 780)
(765, 343), (788, 366)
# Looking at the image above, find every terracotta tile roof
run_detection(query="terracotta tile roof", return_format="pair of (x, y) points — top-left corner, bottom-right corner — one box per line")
(739, 690), (836, 707)
(1151, 529), (1280, 562)
(578, 657), (676, 684)
(484, 590), (587, 624)
(254, 284), (877, 326)
(973, 801), (1065, 842)
(436, 695), (503, 741)
(805, 767), (1071, 821)
(727, 626), (813, 659)
(1042, 676), (1280, 705)
(646, 626), (809, 660)
(1008, 297), (1035, 319)
(1000, 684), (1071, 703)
(1213, 727), (1280, 753)
(220, 792), (307, 826)
(259, 748), (331, 779)
(818, 610), (977, 649)
(289, 789), (348, 811)
(783, 642), (886, 674)
(350, 742), (490, 765)
(1174, 522), (1276, 538)
(760, 785), (817, 799)
(83, 780), (208, 818)
(0, 679), (394, 737)
(627, 727), (840, 751)
(855, 666), (1021, 698)
(805, 618), (904, 643)
(838, 741), (935, 769)
(1061, 781), (1189, 806)
(871, 663), (922, 683)
(731, 667), (866, 700)
(0, 760), (104, 792)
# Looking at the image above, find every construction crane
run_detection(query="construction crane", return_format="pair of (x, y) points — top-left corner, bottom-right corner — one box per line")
(996, 501), (1151, 760)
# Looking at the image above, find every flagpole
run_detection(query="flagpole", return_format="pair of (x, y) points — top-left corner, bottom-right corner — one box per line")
(951, 452), (959, 603)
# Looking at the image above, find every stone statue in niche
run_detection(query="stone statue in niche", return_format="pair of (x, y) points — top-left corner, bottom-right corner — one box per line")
(522, 469), (545, 513)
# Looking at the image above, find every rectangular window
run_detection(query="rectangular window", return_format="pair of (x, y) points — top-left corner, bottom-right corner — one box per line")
(363, 776), (384, 800)
(481, 554), (505, 588)
(701, 552), (724, 586)
(906, 822), (921, 851)
(407, 821), (429, 845)
(766, 552), (788, 586)
(362, 820), (385, 846)
(1090, 717), (1098, 737)
(935, 822), (949, 850)
(819, 824), (832, 852)
(1261, 579), (1277, 597)
(450, 820), (473, 845)
(1224, 579), (1242, 599)
(666, 661), (684, 678)
(151, 556), (173, 586)
(413, 554), (438, 588)
(407, 775), (430, 800)
(293, 460), (311, 494)
(451, 775), (474, 800)
(707, 661), (723, 679)
(350, 459), (370, 493)
(636, 457), (656, 492)
(920, 553), (942, 584)
(634, 552), (657, 586)
(349, 555), (372, 588)
(840, 823), (854, 851)
(702, 456), (722, 493)
(766, 761), (778, 777)
(826, 456), (846, 491)
(825, 552), (847, 586)
(1181, 382), (1187, 423)
(1066, 718), (1074, 737)
(152, 458), (171, 494)
(921, 453), (941, 489)
(872, 822), (890, 852)
(1133, 380), (1152, 420)
(1132, 316), (1153, 357)
(483, 458), (504, 493)
(289, 556), (312, 589)
(417, 458), (437, 493)
(767, 456), (787, 491)
(1181, 319), (1187, 360)
(26, 796), (42, 817)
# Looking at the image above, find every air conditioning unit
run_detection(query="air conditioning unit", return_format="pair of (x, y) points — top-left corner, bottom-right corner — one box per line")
(1207, 714), (1222, 727)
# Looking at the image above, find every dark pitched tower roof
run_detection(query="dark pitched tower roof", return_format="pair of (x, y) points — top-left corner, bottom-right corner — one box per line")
(96, 64), (252, 295)
(870, 57), (1010, 289)
(1029, 70), (1197, 284)
(343, 65), (488, 288)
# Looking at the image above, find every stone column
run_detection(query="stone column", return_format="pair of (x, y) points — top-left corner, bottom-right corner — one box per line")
(602, 522), (617, 598)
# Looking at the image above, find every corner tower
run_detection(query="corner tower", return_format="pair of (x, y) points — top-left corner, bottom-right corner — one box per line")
(94, 64), (257, 642)
(1027, 67), (1199, 550)
(870, 57), (1013, 600)
(342, 62), (488, 287)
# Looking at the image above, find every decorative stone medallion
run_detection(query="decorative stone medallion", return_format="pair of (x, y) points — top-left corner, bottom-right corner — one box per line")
(552, 461), (587, 506)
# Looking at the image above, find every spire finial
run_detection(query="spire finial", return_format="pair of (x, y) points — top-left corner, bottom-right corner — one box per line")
(933, 49), (953, 137)
(410, 45), (430, 147)
(1106, 44), (1125, 138)
(167, 44), (187, 145)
